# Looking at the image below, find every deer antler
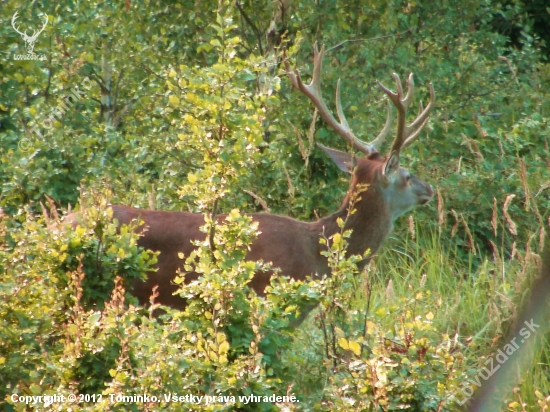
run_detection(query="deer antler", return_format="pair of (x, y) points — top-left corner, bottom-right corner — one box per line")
(285, 42), (393, 156)
(377, 73), (435, 156)
(11, 11), (48, 41)
(11, 12), (25, 37)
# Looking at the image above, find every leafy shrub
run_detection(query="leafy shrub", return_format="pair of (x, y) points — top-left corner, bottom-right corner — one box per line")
(0, 202), (156, 407)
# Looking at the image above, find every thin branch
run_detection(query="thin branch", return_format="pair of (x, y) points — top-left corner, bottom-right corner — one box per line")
(113, 96), (139, 128)
(208, 197), (219, 264)
(325, 29), (413, 53)
(243, 190), (271, 213)
(235, 0), (264, 55)
(87, 69), (108, 93)
(45, 34), (53, 102)
(112, 69), (124, 116)
(498, 55), (519, 86)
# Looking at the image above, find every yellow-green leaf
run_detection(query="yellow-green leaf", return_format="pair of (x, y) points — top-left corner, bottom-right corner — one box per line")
(219, 341), (229, 355)
(168, 95), (180, 107)
(30, 384), (42, 395)
(348, 340), (361, 356)
(338, 337), (349, 350)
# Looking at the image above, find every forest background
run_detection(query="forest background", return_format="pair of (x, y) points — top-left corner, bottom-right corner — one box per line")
(1, 0), (550, 410)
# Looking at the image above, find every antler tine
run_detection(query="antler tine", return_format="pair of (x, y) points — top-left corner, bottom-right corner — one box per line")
(402, 117), (430, 149)
(310, 43), (324, 94)
(378, 76), (406, 155)
(402, 99), (425, 149)
(283, 45), (325, 109)
(393, 73), (404, 102)
(377, 79), (401, 109)
(404, 82), (435, 143)
(335, 79), (350, 131)
(295, 43), (345, 144)
(369, 100), (394, 151)
(377, 73), (434, 156)
(401, 73), (415, 110)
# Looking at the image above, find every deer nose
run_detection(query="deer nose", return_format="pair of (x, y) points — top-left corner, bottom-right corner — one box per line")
(419, 184), (434, 205)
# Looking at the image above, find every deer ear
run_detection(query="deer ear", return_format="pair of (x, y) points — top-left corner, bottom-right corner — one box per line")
(383, 151), (400, 177)
(318, 144), (356, 174)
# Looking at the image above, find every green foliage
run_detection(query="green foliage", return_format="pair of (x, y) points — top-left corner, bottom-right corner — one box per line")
(322, 301), (458, 410)
(296, 204), (460, 410)
(176, 210), (270, 358)
(0, 203), (156, 407)
(61, 201), (156, 310)
(1, 0), (550, 409)
(0, 211), (70, 407)
(168, 12), (273, 210)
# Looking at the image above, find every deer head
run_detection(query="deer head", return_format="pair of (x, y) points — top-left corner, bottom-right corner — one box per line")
(11, 11), (48, 54)
(285, 43), (434, 242)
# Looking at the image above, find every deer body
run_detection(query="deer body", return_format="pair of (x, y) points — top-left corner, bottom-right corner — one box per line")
(107, 205), (330, 308)
(67, 43), (435, 314)
(106, 197), (386, 310)
(75, 149), (431, 310)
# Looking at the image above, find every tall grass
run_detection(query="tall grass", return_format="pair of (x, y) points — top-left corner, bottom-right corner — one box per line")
(288, 224), (549, 410)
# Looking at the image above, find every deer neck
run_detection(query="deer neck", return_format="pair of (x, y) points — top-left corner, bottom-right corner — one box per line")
(316, 184), (392, 259)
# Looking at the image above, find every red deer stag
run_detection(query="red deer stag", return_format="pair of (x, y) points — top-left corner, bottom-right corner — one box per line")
(66, 44), (435, 311)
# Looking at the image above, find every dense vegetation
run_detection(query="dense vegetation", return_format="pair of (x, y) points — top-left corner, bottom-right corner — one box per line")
(1, 0), (549, 410)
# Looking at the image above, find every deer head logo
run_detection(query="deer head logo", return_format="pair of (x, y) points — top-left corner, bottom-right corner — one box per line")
(11, 11), (48, 54)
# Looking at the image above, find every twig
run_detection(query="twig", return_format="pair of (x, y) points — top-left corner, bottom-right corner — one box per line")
(243, 190), (271, 213)
(498, 56), (519, 86)
(325, 29), (413, 53)
(112, 69), (124, 117)
(208, 197), (219, 263)
(236, 1), (264, 55)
